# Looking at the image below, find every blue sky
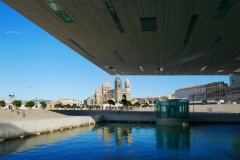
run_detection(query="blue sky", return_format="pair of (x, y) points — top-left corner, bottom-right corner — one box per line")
(0, 1), (229, 101)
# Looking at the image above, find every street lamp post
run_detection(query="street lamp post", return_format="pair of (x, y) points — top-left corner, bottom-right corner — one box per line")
(193, 94), (195, 112)
(28, 87), (31, 102)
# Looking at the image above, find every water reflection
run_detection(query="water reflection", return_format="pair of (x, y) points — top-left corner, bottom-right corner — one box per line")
(1, 123), (240, 159)
(96, 123), (132, 146)
(95, 123), (190, 149)
(0, 125), (94, 156)
(155, 126), (190, 149)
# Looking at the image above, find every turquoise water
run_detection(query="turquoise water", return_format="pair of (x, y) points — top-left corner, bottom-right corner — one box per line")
(1, 123), (240, 160)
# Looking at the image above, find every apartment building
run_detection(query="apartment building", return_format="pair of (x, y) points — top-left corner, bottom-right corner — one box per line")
(175, 85), (206, 100)
(206, 81), (228, 99)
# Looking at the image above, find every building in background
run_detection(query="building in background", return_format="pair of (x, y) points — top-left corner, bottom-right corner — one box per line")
(175, 81), (228, 101)
(132, 94), (175, 104)
(93, 77), (131, 104)
(50, 98), (80, 106)
(160, 94), (175, 100)
(229, 75), (240, 87)
(227, 75), (240, 98)
(175, 85), (206, 100)
(9, 93), (15, 103)
(84, 97), (94, 105)
(206, 81), (228, 99)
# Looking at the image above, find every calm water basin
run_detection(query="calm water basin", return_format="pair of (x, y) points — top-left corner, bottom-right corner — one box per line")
(0, 123), (240, 160)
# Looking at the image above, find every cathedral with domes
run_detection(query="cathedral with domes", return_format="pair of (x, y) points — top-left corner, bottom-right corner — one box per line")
(93, 77), (131, 104)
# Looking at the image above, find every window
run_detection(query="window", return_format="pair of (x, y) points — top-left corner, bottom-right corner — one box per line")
(69, 39), (95, 58)
(140, 17), (157, 31)
(47, 2), (74, 23)
(213, 0), (235, 19)
(205, 36), (223, 54)
(105, 1), (125, 33)
(179, 15), (198, 59)
(114, 50), (124, 62)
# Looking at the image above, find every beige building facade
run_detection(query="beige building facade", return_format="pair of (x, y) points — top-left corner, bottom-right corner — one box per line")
(94, 77), (131, 104)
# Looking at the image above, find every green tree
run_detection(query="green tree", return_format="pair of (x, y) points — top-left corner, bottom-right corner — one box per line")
(127, 101), (132, 110)
(121, 99), (127, 106)
(0, 100), (6, 107)
(25, 101), (35, 109)
(12, 100), (22, 107)
(127, 101), (132, 106)
(66, 104), (71, 109)
(108, 100), (115, 107)
(55, 103), (62, 109)
(96, 105), (100, 110)
(202, 100), (207, 104)
(143, 102), (149, 107)
(73, 104), (77, 108)
(133, 102), (141, 108)
(40, 101), (47, 109)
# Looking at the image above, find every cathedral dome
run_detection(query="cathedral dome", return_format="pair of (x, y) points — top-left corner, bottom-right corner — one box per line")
(125, 78), (130, 83)
(102, 77), (111, 88)
(95, 88), (101, 92)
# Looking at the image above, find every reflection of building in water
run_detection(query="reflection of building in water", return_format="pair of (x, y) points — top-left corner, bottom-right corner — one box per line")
(115, 127), (132, 146)
(97, 127), (112, 146)
(231, 134), (240, 158)
(155, 126), (190, 149)
(96, 126), (132, 146)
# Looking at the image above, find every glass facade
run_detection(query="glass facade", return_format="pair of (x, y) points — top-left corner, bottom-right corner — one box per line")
(140, 17), (157, 31)
(156, 99), (189, 118)
(114, 50), (124, 62)
(206, 36), (223, 54)
(105, 1), (125, 33)
(213, 0), (235, 19)
(47, 2), (74, 23)
(69, 39), (95, 58)
(179, 15), (198, 59)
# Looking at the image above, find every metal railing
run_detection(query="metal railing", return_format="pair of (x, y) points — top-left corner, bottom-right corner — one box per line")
(10, 106), (26, 117)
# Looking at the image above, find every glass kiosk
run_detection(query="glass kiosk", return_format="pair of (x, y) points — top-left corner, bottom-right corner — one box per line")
(156, 99), (189, 126)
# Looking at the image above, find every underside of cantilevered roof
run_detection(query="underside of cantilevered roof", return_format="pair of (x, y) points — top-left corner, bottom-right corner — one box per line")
(3, 0), (240, 75)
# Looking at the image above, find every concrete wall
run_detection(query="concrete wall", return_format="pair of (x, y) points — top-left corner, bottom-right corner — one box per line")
(104, 115), (155, 123)
(0, 125), (94, 156)
(190, 113), (240, 123)
(156, 118), (189, 126)
(189, 104), (240, 113)
(51, 110), (155, 115)
(0, 115), (103, 140)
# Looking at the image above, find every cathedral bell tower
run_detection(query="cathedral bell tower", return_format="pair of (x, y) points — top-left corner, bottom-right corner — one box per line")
(125, 78), (130, 90)
(125, 78), (131, 100)
(115, 77), (122, 90)
(115, 76), (122, 103)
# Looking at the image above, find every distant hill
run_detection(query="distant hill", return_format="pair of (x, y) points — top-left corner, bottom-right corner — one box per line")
(23, 99), (52, 103)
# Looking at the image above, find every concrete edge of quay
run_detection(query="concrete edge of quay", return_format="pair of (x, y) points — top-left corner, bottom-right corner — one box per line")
(0, 115), (103, 140)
